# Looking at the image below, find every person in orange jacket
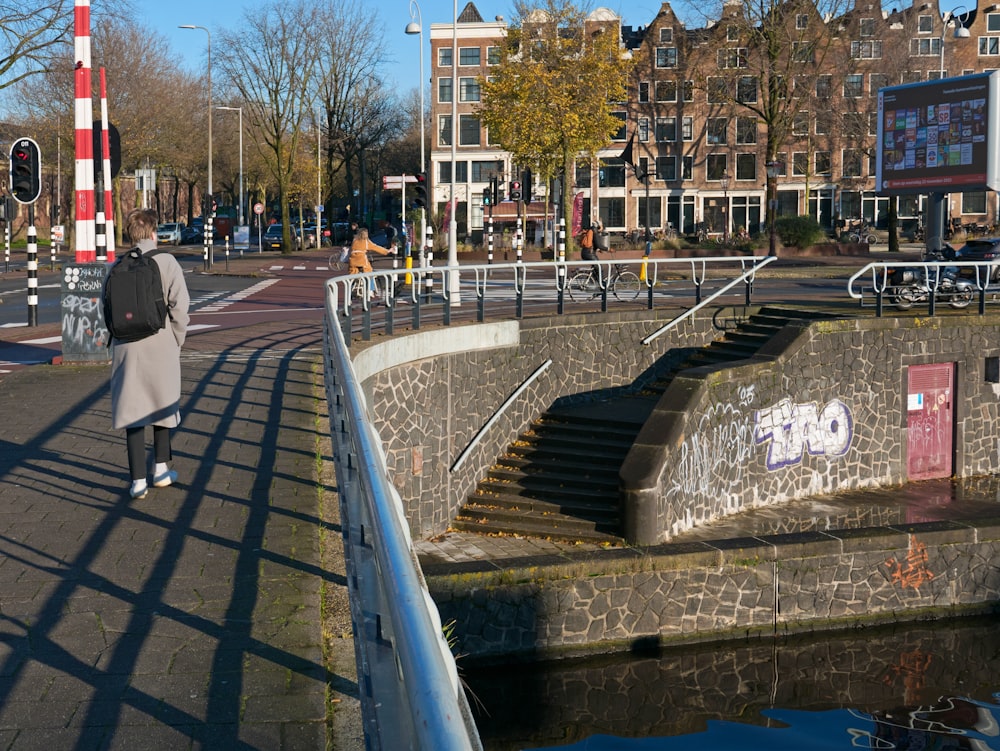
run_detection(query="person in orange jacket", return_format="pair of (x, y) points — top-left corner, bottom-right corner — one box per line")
(348, 227), (394, 274)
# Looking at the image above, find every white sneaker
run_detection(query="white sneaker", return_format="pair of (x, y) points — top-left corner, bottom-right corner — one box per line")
(152, 469), (178, 488)
(130, 479), (148, 499)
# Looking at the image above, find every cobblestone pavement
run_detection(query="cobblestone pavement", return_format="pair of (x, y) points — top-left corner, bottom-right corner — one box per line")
(0, 318), (364, 750)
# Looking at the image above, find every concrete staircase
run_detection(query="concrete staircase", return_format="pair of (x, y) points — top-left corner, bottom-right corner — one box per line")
(451, 307), (831, 543)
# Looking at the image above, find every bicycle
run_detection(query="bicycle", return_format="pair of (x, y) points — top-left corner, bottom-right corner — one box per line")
(566, 252), (641, 301)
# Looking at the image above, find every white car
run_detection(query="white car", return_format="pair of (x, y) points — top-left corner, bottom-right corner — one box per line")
(156, 223), (183, 246)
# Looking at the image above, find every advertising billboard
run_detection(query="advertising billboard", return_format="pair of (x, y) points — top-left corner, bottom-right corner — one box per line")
(876, 71), (1000, 195)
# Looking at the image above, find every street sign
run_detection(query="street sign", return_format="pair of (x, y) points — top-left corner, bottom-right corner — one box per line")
(253, 202), (264, 215)
(382, 175), (419, 190)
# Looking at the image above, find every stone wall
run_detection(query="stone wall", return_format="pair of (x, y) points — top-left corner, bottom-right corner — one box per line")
(358, 309), (721, 537)
(426, 519), (1000, 660)
(622, 314), (1000, 544)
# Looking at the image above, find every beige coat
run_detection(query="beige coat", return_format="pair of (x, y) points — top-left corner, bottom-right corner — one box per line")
(109, 239), (191, 430)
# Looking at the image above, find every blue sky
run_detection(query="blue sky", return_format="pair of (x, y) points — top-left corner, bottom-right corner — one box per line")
(140, 0), (669, 93)
(142, 0), (970, 93)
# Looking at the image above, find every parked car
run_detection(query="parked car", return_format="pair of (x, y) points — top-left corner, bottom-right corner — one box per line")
(263, 224), (301, 250)
(156, 222), (183, 246)
(954, 237), (1000, 281)
(180, 225), (203, 244)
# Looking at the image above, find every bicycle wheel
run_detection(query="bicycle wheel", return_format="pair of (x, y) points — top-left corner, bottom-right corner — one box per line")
(567, 270), (594, 302)
(865, 232), (878, 245)
(329, 253), (343, 271)
(612, 270), (641, 301)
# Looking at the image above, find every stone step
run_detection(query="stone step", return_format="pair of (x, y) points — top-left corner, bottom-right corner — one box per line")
(452, 502), (622, 545)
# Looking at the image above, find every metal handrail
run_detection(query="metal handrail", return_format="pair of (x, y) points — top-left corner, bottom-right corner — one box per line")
(323, 282), (479, 750)
(847, 259), (997, 316)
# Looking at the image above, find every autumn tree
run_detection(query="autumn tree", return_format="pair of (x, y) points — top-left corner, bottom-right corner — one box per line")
(479, 0), (633, 246)
(215, 0), (321, 252)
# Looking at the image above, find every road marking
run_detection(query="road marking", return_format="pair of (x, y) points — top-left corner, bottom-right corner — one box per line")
(197, 279), (280, 312)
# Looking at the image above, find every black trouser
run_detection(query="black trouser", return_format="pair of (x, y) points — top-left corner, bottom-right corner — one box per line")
(125, 425), (172, 481)
(581, 248), (600, 280)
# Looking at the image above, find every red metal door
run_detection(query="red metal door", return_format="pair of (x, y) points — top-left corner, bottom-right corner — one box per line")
(907, 363), (954, 480)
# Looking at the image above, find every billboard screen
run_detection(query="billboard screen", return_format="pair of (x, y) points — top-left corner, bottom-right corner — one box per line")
(876, 71), (999, 195)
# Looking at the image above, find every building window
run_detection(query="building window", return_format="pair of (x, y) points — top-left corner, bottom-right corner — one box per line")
(683, 80), (694, 101)
(843, 74), (863, 97)
(796, 13), (809, 29)
(439, 48), (452, 67)
(459, 47), (480, 66)
(638, 117), (650, 142)
(656, 47), (678, 67)
(737, 76), (758, 103)
(660, 27), (673, 43)
(682, 117), (693, 141)
(793, 41), (816, 63)
(918, 14), (934, 33)
(816, 75), (831, 99)
(980, 37), (1000, 56)
(869, 112), (879, 135)
(870, 73), (888, 93)
(851, 40), (882, 58)
(438, 78), (452, 103)
(793, 111), (809, 135)
(655, 79), (678, 101)
(736, 153), (756, 181)
(682, 156), (693, 180)
(438, 115), (452, 146)
(718, 48), (748, 68)
(792, 152), (808, 176)
(459, 115), (480, 146)
(599, 158), (626, 188)
(727, 24), (740, 42)
(707, 76), (728, 103)
(842, 149), (862, 177)
(815, 151), (832, 174)
(775, 152), (788, 175)
(487, 46), (500, 65)
(911, 37), (942, 55)
(902, 70), (922, 83)
(459, 77), (480, 102)
(860, 18), (875, 36)
(438, 161), (468, 184)
(638, 195), (663, 229)
(707, 117), (728, 145)
(736, 116), (757, 144)
(656, 117), (677, 142)
(471, 160), (503, 182)
(706, 154), (728, 181)
(638, 81), (649, 102)
(656, 155), (677, 181)
(815, 111), (831, 135)
(963, 190), (987, 213)
(611, 111), (627, 141)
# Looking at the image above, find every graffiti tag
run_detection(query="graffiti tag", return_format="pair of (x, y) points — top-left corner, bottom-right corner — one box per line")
(753, 398), (853, 470)
(885, 534), (935, 590)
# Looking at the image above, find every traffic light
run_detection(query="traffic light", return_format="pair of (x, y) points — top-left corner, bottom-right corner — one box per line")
(413, 172), (427, 209)
(509, 180), (521, 202)
(482, 189), (491, 206)
(9, 138), (40, 204)
(521, 169), (532, 203)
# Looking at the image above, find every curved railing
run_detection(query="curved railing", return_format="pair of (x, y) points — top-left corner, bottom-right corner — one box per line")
(847, 259), (998, 316)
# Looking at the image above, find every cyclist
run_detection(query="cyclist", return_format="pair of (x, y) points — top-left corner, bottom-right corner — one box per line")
(348, 227), (396, 296)
(577, 219), (601, 285)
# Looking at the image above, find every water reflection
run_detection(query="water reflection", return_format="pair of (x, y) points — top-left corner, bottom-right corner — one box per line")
(466, 615), (1000, 750)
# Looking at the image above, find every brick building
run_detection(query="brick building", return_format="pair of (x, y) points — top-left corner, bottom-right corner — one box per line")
(428, 0), (998, 244)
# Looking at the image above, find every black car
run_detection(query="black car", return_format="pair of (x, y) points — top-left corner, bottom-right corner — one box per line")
(954, 238), (1000, 281)
(180, 225), (203, 244)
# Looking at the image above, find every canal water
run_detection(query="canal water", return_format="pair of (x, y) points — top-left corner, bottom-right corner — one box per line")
(465, 613), (1000, 749)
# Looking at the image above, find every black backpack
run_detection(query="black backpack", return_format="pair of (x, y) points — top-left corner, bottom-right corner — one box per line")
(102, 248), (169, 343)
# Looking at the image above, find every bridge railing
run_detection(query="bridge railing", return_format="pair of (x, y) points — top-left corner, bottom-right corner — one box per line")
(330, 255), (776, 344)
(323, 286), (482, 751)
(847, 260), (998, 317)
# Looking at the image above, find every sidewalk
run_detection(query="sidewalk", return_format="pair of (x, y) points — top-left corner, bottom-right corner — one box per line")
(0, 317), (363, 749)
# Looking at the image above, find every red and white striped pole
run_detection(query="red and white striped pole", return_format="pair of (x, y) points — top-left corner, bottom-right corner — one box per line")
(99, 67), (115, 263)
(74, 0), (95, 263)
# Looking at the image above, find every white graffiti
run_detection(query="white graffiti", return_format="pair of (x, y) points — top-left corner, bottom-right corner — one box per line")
(738, 384), (756, 407)
(754, 398), (853, 470)
(61, 294), (109, 349)
(668, 402), (754, 500)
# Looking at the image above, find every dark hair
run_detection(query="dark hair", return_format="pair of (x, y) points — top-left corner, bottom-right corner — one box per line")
(125, 208), (157, 243)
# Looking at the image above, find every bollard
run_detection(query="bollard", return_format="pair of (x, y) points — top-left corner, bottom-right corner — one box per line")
(488, 216), (494, 265)
(516, 217), (523, 263)
(26, 210), (37, 326)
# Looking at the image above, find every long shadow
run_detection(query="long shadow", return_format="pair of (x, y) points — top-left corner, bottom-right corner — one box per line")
(0, 327), (349, 747)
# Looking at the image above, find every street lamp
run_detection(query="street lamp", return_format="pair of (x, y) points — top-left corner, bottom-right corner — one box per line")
(405, 1), (426, 266)
(179, 24), (212, 267)
(720, 169), (730, 243)
(448, 0), (460, 304)
(766, 161), (782, 257)
(940, 7), (971, 77)
(216, 106), (243, 227)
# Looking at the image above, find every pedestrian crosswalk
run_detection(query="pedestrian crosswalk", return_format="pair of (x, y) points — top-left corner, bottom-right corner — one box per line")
(193, 279), (280, 313)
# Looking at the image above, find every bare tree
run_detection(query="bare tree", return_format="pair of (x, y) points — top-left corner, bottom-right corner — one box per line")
(215, 0), (321, 252)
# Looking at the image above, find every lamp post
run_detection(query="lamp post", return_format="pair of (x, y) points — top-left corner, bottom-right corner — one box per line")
(940, 7), (971, 77)
(766, 160), (782, 257)
(448, 0), (460, 304)
(720, 169), (730, 243)
(179, 24), (212, 266)
(216, 106), (243, 227)
(405, 1), (426, 266)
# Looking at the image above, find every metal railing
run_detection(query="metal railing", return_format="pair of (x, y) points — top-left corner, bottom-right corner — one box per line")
(331, 255), (776, 344)
(323, 287), (481, 751)
(847, 259), (999, 317)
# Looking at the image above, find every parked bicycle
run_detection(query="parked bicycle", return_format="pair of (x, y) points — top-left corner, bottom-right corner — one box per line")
(841, 222), (879, 244)
(566, 251), (641, 301)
